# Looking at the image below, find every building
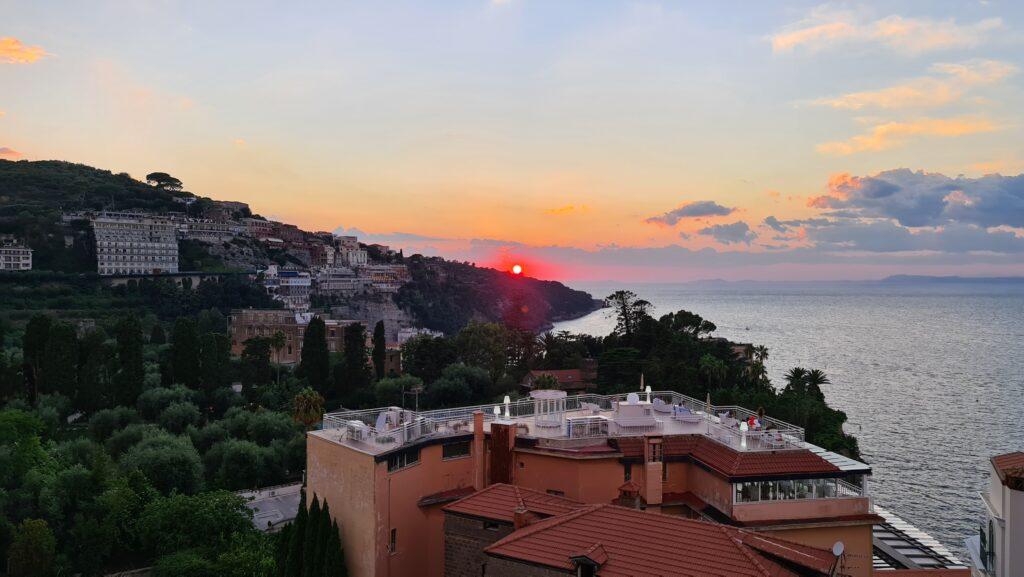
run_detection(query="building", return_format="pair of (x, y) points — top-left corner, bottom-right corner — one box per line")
(238, 482), (303, 533)
(91, 212), (179, 276)
(175, 218), (244, 243)
(361, 264), (410, 292)
(243, 218), (275, 239)
(397, 327), (445, 345)
(0, 235), (32, 271)
(262, 265), (312, 310)
(309, 390), (899, 577)
(445, 485), (844, 577)
(522, 366), (597, 393)
(966, 452), (1024, 576)
(228, 309), (358, 362)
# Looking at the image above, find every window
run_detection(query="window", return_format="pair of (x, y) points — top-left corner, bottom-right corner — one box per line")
(387, 447), (420, 472)
(483, 521), (500, 531)
(442, 441), (471, 460)
(389, 528), (397, 554)
(623, 463), (632, 482)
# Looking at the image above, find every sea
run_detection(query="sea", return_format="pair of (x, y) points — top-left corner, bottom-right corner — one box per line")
(552, 279), (1024, 559)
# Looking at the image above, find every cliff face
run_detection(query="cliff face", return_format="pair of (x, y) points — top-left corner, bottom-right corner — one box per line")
(395, 255), (601, 334)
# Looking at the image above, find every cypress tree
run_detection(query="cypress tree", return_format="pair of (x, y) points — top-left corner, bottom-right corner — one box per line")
(199, 332), (231, 392)
(310, 501), (332, 577)
(22, 314), (52, 403)
(114, 315), (145, 407)
(284, 491), (308, 577)
(302, 496), (322, 577)
(171, 317), (201, 388)
(299, 317), (330, 392)
(41, 321), (78, 397)
(150, 324), (166, 345)
(371, 321), (386, 380)
(322, 519), (344, 577)
(276, 523), (293, 573)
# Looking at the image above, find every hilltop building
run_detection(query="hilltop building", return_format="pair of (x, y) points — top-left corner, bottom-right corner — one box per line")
(522, 362), (598, 393)
(966, 452), (1024, 576)
(89, 211), (179, 276)
(307, 389), (976, 577)
(228, 309), (358, 363)
(262, 265), (312, 310)
(0, 235), (32, 271)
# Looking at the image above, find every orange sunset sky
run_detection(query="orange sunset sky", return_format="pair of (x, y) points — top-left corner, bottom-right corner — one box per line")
(3, 1), (1024, 280)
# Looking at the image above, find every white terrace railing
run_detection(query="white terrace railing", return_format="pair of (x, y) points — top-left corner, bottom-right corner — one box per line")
(320, 390), (805, 452)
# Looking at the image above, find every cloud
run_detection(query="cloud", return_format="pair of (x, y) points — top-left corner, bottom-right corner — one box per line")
(812, 59), (1015, 110)
(698, 221), (757, 244)
(646, 200), (736, 225)
(805, 220), (1024, 254)
(0, 147), (23, 159)
(764, 216), (788, 233)
(545, 205), (590, 216)
(808, 169), (1024, 228)
(817, 117), (996, 155)
(0, 37), (49, 64)
(771, 9), (1003, 54)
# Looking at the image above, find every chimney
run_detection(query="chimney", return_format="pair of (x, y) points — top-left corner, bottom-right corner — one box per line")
(472, 411), (485, 490)
(513, 506), (538, 530)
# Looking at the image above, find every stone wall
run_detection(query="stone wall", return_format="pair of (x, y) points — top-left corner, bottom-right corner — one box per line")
(443, 513), (514, 577)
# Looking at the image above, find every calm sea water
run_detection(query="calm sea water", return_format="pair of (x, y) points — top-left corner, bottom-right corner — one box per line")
(553, 280), (1024, 558)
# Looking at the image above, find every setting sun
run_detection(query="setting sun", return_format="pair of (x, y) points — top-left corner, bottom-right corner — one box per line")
(511, 264), (523, 275)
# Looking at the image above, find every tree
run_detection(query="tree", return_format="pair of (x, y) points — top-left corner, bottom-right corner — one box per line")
(77, 329), (112, 413)
(241, 337), (273, 393)
(302, 497), (322, 577)
(373, 375), (422, 409)
(40, 321), (78, 397)
(270, 331), (286, 384)
(120, 433), (204, 495)
(199, 332), (231, 392)
(299, 317), (330, 392)
(662, 310), (716, 338)
(309, 501), (332, 577)
(138, 491), (254, 556)
(22, 314), (52, 403)
(150, 324), (167, 345)
(335, 324), (371, 403)
(145, 171), (184, 191)
(292, 387), (325, 430)
(605, 290), (651, 339)
(6, 519), (56, 577)
(371, 321), (386, 381)
(172, 318), (201, 388)
(400, 335), (456, 384)
(699, 354), (728, 389)
(284, 491), (308, 577)
(114, 315), (146, 407)
(453, 322), (507, 383)
(803, 369), (829, 401)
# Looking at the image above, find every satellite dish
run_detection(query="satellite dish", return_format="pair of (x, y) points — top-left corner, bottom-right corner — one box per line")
(832, 541), (845, 557)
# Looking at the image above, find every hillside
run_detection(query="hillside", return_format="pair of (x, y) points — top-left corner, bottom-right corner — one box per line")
(0, 159), (602, 333)
(397, 255), (602, 334)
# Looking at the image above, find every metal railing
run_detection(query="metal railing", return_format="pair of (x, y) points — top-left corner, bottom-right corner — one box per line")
(320, 390), (805, 451)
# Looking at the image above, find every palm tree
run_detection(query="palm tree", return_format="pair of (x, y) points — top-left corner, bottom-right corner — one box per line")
(270, 330), (286, 384)
(293, 387), (325, 430)
(699, 354), (728, 389)
(753, 345), (769, 364)
(784, 367), (807, 394)
(803, 369), (830, 400)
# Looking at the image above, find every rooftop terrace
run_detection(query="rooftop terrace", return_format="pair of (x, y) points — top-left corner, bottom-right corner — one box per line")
(317, 390), (832, 459)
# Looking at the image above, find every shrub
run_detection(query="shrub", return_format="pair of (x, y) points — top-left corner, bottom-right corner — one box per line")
(138, 491), (253, 556)
(153, 550), (217, 577)
(106, 423), (164, 457)
(245, 410), (296, 446)
(137, 385), (199, 420)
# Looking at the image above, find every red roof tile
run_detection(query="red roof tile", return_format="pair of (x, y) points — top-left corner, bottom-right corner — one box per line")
(443, 483), (583, 522)
(992, 452), (1024, 487)
(617, 435), (840, 480)
(484, 504), (835, 577)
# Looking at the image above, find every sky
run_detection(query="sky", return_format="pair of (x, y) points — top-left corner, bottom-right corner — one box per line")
(3, 0), (1024, 281)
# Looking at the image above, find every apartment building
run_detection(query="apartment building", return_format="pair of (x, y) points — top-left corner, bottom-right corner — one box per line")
(307, 389), (976, 577)
(91, 212), (179, 276)
(262, 265), (312, 310)
(228, 309), (358, 363)
(966, 452), (1024, 576)
(242, 218), (275, 239)
(176, 218), (244, 242)
(0, 235), (32, 271)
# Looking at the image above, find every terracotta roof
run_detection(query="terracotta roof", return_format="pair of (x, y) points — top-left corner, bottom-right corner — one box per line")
(484, 504), (836, 577)
(613, 435), (841, 480)
(992, 452), (1024, 488)
(884, 571), (972, 576)
(416, 486), (476, 508)
(443, 483), (583, 522)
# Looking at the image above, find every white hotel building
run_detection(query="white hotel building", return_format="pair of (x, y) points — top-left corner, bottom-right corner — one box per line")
(92, 212), (179, 276)
(0, 236), (33, 271)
